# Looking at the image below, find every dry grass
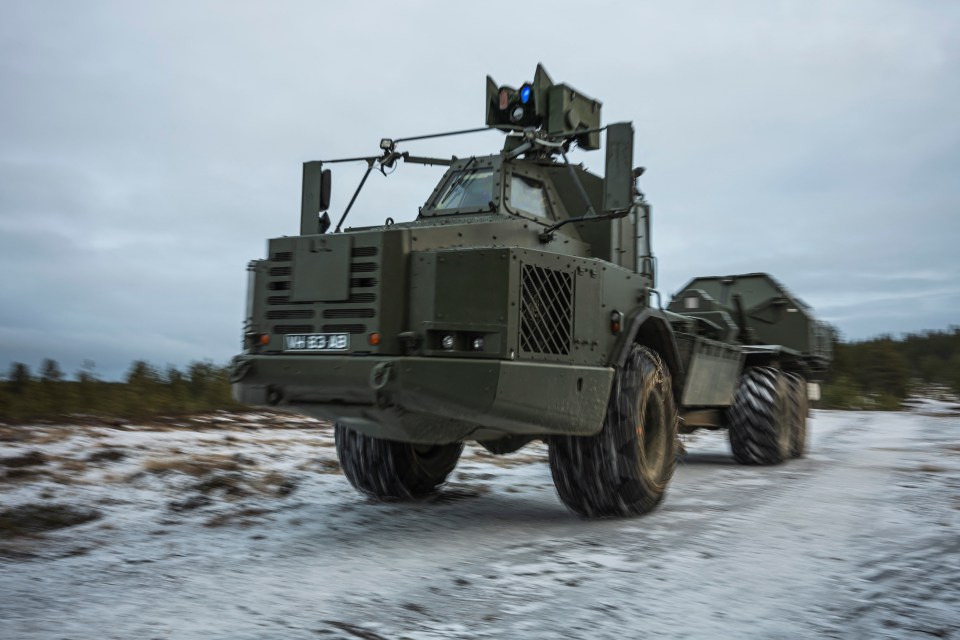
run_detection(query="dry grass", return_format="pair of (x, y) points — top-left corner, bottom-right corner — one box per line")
(296, 458), (340, 474)
(0, 426), (33, 443)
(50, 472), (89, 486)
(193, 472), (247, 492)
(2, 467), (48, 482)
(134, 410), (330, 433)
(916, 464), (948, 474)
(143, 454), (242, 478)
(203, 507), (269, 528)
(253, 471), (299, 496)
(1, 450), (47, 468)
(235, 436), (329, 448)
(475, 453), (547, 468)
(86, 448), (126, 463)
(316, 459), (340, 474)
(0, 503), (101, 538)
(33, 429), (76, 445)
(58, 458), (88, 473)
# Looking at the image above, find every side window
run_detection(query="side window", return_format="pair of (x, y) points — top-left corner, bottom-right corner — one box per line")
(510, 174), (551, 219)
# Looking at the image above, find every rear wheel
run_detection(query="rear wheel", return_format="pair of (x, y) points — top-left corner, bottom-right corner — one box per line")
(728, 367), (791, 465)
(548, 345), (678, 518)
(786, 373), (809, 458)
(334, 424), (463, 499)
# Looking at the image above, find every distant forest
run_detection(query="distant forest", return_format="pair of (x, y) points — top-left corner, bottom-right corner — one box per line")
(1, 327), (958, 422)
(822, 327), (960, 409)
(0, 360), (236, 423)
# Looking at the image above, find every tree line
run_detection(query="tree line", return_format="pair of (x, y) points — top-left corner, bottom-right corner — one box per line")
(1, 327), (958, 421)
(0, 359), (237, 422)
(821, 327), (960, 409)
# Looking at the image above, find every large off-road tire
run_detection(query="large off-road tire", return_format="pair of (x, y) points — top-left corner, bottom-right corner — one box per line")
(548, 345), (678, 518)
(334, 424), (463, 499)
(728, 367), (791, 465)
(786, 373), (809, 458)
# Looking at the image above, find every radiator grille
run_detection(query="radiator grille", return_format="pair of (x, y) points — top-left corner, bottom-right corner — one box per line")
(322, 324), (366, 334)
(519, 264), (573, 356)
(273, 324), (314, 334)
(263, 245), (379, 339)
(323, 309), (375, 319)
(266, 310), (315, 320)
(267, 293), (374, 306)
(348, 292), (376, 303)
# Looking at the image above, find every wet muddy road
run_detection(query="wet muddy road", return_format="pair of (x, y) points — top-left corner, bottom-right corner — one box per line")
(2, 405), (959, 639)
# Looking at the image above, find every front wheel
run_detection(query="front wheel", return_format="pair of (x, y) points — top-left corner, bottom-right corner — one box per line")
(334, 424), (463, 499)
(548, 345), (678, 518)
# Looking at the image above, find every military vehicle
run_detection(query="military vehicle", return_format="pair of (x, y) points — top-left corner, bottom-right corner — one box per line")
(231, 65), (832, 518)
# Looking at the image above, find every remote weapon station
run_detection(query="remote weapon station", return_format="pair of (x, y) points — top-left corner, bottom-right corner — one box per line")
(232, 66), (831, 517)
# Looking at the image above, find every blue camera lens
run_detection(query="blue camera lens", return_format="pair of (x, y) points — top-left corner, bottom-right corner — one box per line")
(519, 85), (532, 105)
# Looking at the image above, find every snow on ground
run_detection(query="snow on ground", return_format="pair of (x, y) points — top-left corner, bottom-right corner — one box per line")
(1, 403), (959, 639)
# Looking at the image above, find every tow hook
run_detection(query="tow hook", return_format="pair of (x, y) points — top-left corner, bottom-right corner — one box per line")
(369, 362), (393, 391)
(230, 357), (252, 383)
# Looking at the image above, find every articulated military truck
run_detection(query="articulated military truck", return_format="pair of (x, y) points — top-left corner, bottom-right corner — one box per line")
(231, 65), (831, 517)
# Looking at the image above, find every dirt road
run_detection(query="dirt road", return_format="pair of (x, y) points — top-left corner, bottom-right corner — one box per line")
(2, 404), (958, 639)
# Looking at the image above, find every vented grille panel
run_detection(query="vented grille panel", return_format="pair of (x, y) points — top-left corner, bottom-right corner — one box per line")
(262, 245), (379, 340)
(273, 324), (314, 334)
(348, 293), (376, 303)
(519, 264), (573, 356)
(322, 324), (366, 334)
(323, 309), (375, 319)
(268, 293), (374, 306)
(267, 310), (315, 320)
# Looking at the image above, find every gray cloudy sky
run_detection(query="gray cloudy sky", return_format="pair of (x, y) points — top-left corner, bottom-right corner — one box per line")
(2, 1), (958, 380)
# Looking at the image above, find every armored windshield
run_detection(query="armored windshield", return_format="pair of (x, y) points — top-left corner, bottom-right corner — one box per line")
(433, 168), (495, 211)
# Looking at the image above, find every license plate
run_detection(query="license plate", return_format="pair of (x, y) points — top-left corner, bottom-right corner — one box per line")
(284, 333), (350, 352)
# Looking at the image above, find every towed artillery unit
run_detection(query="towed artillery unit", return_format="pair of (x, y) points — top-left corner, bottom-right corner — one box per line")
(231, 66), (832, 517)
(667, 273), (831, 462)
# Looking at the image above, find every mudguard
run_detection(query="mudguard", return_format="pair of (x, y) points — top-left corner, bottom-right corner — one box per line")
(610, 308), (685, 402)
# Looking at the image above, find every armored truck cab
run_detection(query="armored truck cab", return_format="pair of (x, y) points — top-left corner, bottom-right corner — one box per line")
(236, 154), (650, 445)
(232, 66), (830, 517)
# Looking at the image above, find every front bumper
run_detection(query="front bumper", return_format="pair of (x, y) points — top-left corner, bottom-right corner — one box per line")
(231, 354), (613, 444)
